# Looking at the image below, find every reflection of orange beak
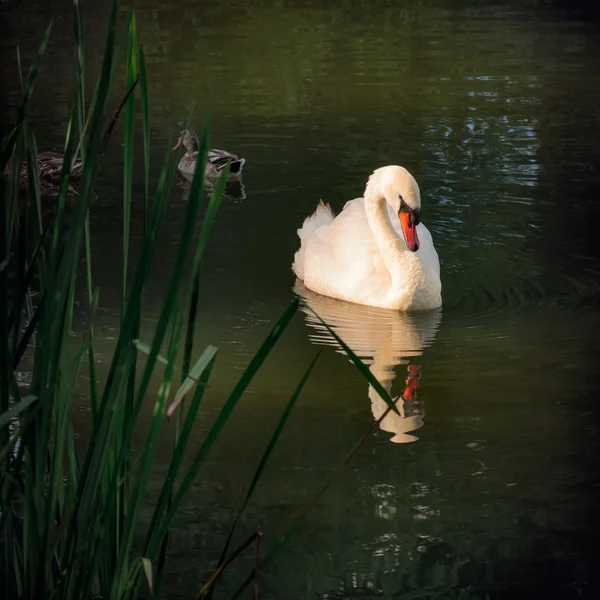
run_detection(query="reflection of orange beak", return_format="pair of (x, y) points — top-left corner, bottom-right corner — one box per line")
(399, 212), (420, 252)
(402, 364), (421, 401)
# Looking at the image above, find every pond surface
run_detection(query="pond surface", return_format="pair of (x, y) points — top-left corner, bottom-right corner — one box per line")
(2, 0), (600, 598)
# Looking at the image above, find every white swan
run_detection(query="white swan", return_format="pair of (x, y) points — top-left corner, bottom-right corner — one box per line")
(292, 165), (442, 311)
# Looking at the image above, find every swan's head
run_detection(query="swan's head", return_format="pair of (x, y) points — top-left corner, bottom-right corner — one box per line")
(173, 128), (200, 153)
(366, 165), (422, 252)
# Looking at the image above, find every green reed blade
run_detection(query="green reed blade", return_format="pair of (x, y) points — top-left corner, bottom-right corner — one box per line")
(209, 348), (322, 596)
(113, 117), (214, 597)
(178, 163), (228, 419)
(73, 0), (100, 421)
(25, 125), (43, 242)
(16, 46), (23, 89)
(48, 0), (120, 574)
(108, 315), (180, 599)
(122, 11), (137, 319)
(143, 348), (217, 559)
(5, 128), (24, 253)
(229, 397), (398, 600)
(12, 296), (43, 370)
(147, 299), (300, 556)
(130, 118), (211, 419)
(0, 255), (10, 274)
(33, 108), (78, 399)
(95, 129), (179, 413)
(73, 0), (86, 158)
(63, 371), (133, 600)
(169, 344), (219, 417)
(11, 202), (28, 356)
(132, 339), (170, 366)
(0, 395), (38, 430)
(72, 125), (186, 600)
(122, 17), (139, 524)
(302, 301), (399, 414)
(7, 203), (54, 335)
(139, 47), (150, 228)
(139, 345), (217, 561)
(108, 11), (133, 97)
(0, 21), (52, 172)
(40, 306), (88, 587)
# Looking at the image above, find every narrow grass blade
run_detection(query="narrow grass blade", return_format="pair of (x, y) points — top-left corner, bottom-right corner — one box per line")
(200, 532), (260, 599)
(177, 163), (229, 418)
(132, 339), (170, 367)
(147, 299), (299, 555)
(130, 119), (211, 418)
(209, 349), (321, 596)
(7, 207), (54, 333)
(168, 346), (218, 418)
(0, 395), (38, 430)
(73, 0), (101, 422)
(12, 295), (44, 369)
(122, 11), (137, 319)
(99, 75), (139, 159)
(139, 47), (150, 227)
(73, 0), (86, 157)
(108, 316), (180, 599)
(16, 46), (23, 89)
(141, 557), (153, 594)
(0, 254), (11, 274)
(95, 129), (180, 413)
(302, 300), (399, 414)
(0, 21), (52, 171)
(229, 391), (405, 600)
(142, 346), (217, 557)
(5, 128), (25, 253)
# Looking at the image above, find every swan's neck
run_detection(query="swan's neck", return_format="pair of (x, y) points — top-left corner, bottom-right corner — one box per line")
(364, 190), (405, 284)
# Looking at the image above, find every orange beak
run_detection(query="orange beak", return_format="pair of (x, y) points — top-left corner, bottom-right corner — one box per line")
(399, 212), (420, 252)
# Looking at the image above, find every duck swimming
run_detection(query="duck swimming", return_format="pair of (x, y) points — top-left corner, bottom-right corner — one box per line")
(4, 151), (82, 196)
(173, 128), (245, 180)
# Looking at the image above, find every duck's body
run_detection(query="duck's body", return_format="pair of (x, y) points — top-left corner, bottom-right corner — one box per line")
(174, 129), (245, 180)
(4, 151), (82, 196)
(292, 165), (442, 311)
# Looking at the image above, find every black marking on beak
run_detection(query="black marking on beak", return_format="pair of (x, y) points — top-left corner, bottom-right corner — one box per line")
(399, 195), (420, 226)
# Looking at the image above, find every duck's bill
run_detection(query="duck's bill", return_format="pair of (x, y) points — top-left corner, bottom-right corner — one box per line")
(172, 139), (181, 151)
(399, 212), (420, 252)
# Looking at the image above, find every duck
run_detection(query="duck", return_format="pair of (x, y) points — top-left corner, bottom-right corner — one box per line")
(292, 165), (442, 311)
(173, 128), (245, 180)
(3, 151), (82, 197)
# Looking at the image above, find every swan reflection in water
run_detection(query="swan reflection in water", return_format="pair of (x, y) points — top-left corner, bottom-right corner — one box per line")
(294, 280), (441, 443)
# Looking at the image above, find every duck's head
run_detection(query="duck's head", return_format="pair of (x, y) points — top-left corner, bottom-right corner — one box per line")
(365, 165), (422, 252)
(173, 128), (200, 153)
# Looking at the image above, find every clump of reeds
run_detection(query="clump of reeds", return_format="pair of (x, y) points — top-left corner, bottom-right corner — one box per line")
(0, 2), (401, 599)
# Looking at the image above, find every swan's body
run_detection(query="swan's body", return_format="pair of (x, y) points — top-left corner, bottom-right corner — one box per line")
(292, 166), (442, 311)
(173, 128), (245, 180)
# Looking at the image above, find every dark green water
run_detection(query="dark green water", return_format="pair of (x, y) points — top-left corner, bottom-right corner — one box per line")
(2, 0), (600, 598)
